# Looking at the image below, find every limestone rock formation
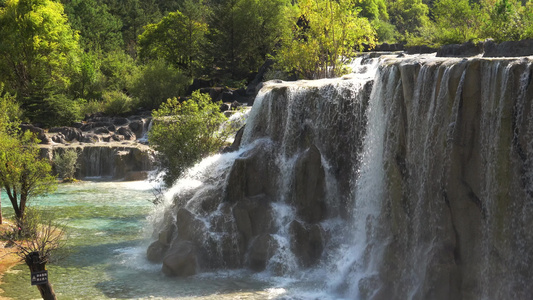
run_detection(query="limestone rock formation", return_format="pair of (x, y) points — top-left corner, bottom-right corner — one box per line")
(149, 54), (533, 299)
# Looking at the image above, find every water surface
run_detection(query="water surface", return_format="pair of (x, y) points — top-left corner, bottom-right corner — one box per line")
(1, 181), (307, 299)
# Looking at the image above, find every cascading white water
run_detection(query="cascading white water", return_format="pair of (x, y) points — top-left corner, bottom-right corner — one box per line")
(149, 54), (533, 299)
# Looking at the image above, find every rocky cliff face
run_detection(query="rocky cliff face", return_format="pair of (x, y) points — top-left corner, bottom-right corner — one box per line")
(149, 55), (533, 299)
(40, 143), (154, 180)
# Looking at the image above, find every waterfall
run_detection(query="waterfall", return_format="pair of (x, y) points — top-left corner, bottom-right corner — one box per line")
(148, 55), (533, 299)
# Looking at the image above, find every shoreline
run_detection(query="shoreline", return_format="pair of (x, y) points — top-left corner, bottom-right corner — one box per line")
(0, 221), (21, 300)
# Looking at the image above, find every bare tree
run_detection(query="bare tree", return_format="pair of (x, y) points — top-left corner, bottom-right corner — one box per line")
(2, 209), (66, 300)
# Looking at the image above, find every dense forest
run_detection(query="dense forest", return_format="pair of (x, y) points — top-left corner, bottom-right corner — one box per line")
(0, 0), (532, 128)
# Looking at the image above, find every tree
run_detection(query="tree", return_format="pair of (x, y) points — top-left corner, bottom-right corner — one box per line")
(104, 0), (162, 57)
(129, 59), (190, 110)
(138, 5), (209, 77)
(0, 0), (80, 105)
(1, 208), (65, 300)
(481, 0), (530, 42)
(208, 0), (290, 79)
(61, 0), (123, 52)
(386, 0), (430, 35)
(275, 0), (376, 79)
(432, 0), (482, 44)
(0, 84), (22, 225)
(0, 130), (56, 224)
(149, 90), (231, 186)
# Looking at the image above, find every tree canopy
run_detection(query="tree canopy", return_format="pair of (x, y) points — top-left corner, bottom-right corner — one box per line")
(275, 0), (376, 79)
(0, 0), (80, 101)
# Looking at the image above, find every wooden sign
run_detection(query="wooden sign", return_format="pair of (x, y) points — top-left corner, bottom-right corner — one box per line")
(31, 270), (48, 286)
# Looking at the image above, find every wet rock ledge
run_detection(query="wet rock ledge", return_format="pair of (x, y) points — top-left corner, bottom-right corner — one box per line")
(23, 114), (155, 181)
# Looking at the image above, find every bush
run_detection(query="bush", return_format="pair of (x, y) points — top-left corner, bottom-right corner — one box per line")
(149, 90), (231, 186)
(80, 99), (103, 117)
(40, 94), (84, 127)
(129, 60), (191, 110)
(53, 149), (79, 181)
(102, 90), (136, 116)
(372, 19), (400, 43)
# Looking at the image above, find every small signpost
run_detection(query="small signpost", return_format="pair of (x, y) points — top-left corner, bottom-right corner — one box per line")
(31, 270), (48, 286)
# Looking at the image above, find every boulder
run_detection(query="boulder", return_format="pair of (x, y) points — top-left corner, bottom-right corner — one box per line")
(51, 133), (67, 144)
(289, 220), (324, 267)
(117, 127), (136, 140)
(80, 134), (100, 143)
(224, 145), (277, 202)
(248, 234), (278, 271)
(128, 120), (145, 138)
(483, 39), (533, 57)
(94, 127), (110, 134)
(406, 45), (438, 55)
(246, 59), (274, 102)
(222, 125), (245, 153)
(436, 41), (484, 57)
(49, 127), (83, 142)
(292, 145), (327, 223)
(147, 240), (168, 263)
(176, 208), (207, 245)
(187, 78), (214, 95)
(232, 196), (274, 247)
(162, 240), (198, 277)
(113, 117), (129, 126)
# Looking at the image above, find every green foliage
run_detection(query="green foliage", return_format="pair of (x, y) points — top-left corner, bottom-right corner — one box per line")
(62, 0), (123, 52)
(0, 84), (22, 132)
(80, 99), (104, 117)
(356, 0), (389, 20)
(104, 0), (163, 55)
(149, 90), (230, 186)
(138, 3), (209, 76)
(481, 0), (532, 42)
(42, 94), (84, 127)
(101, 90), (136, 116)
(0, 130), (57, 222)
(208, 0), (291, 79)
(0, 0), (81, 102)
(372, 19), (399, 43)
(387, 0), (430, 35)
(53, 149), (79, 181)
(99, 50), (139, 93)
(275, 0), (376, 79)
(431, 0), (483, 44)
(130, 60), (191, 110)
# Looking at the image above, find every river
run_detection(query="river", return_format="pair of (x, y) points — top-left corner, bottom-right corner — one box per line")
(0, 181), (306, 299)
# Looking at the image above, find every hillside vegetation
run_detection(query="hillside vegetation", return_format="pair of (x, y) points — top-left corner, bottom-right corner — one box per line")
(0, 0), (532, 127)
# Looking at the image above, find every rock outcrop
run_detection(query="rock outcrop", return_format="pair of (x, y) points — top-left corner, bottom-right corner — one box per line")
(149, 54), (533, 299)
(40, 143), (154, 180)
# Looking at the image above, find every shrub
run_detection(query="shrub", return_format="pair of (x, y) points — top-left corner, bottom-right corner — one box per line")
(102, 90), (136, 116)
(149, 90), (231, 186)
(40, 94), (84, 127)
(53, 149), (79, 181)
(129, 60), (191, 110)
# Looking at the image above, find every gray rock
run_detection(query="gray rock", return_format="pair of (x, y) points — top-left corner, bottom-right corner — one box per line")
(162, 240), (198, 277)
(436, 41), (483, 57)
(483, 39), (533, 57)
(49, 126), (83, 142)
(117, 127), (136, 140)
(248, 234), (278, 271)
(291, 145), (327, 223)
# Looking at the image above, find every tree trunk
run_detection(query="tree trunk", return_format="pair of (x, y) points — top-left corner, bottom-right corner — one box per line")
(25, 254), (56, 300)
